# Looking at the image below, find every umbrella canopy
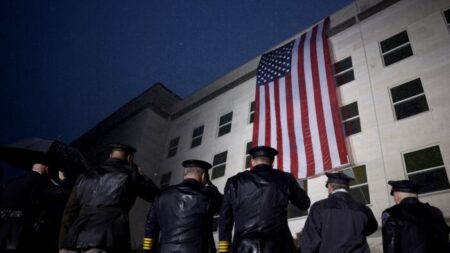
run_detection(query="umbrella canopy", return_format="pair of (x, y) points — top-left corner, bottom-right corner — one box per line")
(0, 137), (89, 178)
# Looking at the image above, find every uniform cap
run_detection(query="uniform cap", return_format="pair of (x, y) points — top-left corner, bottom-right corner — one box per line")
(325, 172), (354, 187)
(248, 146), (278, 159)
(388, 180), (420, 195)
(182, 159), (212, 170)
(110, 144), (137, 154)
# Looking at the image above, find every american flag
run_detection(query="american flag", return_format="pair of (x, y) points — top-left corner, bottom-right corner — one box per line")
(252, 18), (349, 179)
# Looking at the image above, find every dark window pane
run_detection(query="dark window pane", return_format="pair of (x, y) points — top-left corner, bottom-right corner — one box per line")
(404, 146), (444, 173)
(169, 137), (179, 147)
(409, 168), (450, 194)
(344, 165), (367, 187)
(167, 148), (177, 158)
(335, 70), (355, 86)
(444, 9), (450, 24)
(245, 155), (251, 169)
(211, 164), (226, 179)
(249, 113), (255, 123)
(349, 185), (370, 204)
(341, 102), (359, 120)
(246, 142), (253, 153)
(218, 124), (232, 136)
(192, 126), (204, 138)
(333, 57), (353, 74)
(383, 44), (413, 66)
(160, 172), (172, 188)
(191, 137), (202, 148)
(391, 79), (423, 103)
(213, 151), (228, 166)
(343, 118), (361, 136)
(219, 112), (233, 125)
(250, 101), (255, 112)
(394, 95), (429, 120)
(380, 31), (409, 53)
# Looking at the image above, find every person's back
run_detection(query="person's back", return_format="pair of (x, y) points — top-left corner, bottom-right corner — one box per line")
(300, 172), (377, 253)
(383, 197), (450, 253)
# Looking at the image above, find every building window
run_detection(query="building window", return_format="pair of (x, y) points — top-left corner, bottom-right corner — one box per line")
(245, 141), (252, 170)
(160, 172), (172, 189)
(191, 125), (204, 148)
(333, 57), (354, 86)
(167, 137), (180, 158)
(404, 145), (449, 194)
(249, 101), (255, 123)
(390, 78), (429, 120)
(343, 165), (370, 205)
(341, 102), (361, 136)
(218, 112), (233, 137)
(288, 180), (308, 219)
(444, 9), (450, 29)
(211, 151), (228, 179)
(380, 30), (413, 66)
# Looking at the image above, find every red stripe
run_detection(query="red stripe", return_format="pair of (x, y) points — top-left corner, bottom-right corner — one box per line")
(310, 25), (332, 171)
(297, 34), (315, 177)
(322, 17), (348, 165)
(273, 79), (283, 170)
(285, 74), (299, 177)
(264, 85), (271, 146)
(252, 87), (261, 147)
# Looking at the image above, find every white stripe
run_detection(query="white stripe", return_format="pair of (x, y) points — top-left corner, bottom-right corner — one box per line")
(279, 77), (291, 173)
(268, 82), (277, 149)
(291, 37), (307, 178)
(316, 21), (340, 169)
(304, 26), (324, 173)
(257, 85), (266, 145)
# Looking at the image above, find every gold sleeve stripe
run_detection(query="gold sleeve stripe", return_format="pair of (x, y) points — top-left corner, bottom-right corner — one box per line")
(218, 241), (230, 252)
(143, 237), (153, 250)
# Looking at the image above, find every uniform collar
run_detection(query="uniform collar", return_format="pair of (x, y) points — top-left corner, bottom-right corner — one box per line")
(400, 197), (420, 205)
(252, 164), (273, 171)
(331, 188), (349, 194)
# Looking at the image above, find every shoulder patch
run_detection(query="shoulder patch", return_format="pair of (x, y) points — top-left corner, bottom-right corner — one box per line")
(382, 211), (390, 225)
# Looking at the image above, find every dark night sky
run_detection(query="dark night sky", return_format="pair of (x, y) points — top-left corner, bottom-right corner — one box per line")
(0, 0), (352, 144)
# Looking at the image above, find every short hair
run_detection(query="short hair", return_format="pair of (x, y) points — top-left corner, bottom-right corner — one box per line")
(184, 167), (205, 176)
(328, 182), (349, 191)
(252, 156), (274, 164)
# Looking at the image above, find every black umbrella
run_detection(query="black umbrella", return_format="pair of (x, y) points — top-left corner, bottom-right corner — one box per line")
(0, 138), (89, 179)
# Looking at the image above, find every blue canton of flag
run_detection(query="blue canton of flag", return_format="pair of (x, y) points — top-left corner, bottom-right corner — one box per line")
(256, 40), (294, 85)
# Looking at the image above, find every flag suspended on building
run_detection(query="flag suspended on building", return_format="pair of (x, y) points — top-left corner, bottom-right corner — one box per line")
(252, 17), (349, 179)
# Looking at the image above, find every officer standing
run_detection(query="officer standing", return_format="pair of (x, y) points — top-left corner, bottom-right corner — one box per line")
(142, 159), (222, 253)
(382, 180), (450, 253)
(218, 146), (310, 253)
(300, 172), (378, 253)
(59, 144), (159, 253)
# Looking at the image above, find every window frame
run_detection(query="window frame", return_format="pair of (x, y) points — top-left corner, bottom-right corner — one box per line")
(443, 8), (450, 31)
(211, 150), (228, 179)
(389, 78), (429, 121)
(244, 141), (252, 170)
(167, 136), (180, 158)
(249, 101), (255, 124)
(402, 144), (450, 195)
(287, 179), (309, 219)
(218, 111), (233, 137)
(191, 125), (204, 149)
(342, 164), (371, 205)
(333, 56), (355, 86)
(379, 30), (413, 67)
(340, 101), (361, 136)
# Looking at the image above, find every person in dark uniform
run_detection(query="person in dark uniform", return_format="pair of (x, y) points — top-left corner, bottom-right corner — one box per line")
(142, 159), (222, 253)
(218, 146), (310, 253)
(382, 180), (450, 253)
(59, 144), (159, 253)
(0, 158), (69, 253)
(300, 172), (378, 253)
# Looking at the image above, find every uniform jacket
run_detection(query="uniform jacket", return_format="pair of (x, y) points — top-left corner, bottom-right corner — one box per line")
(144, 178), (222, 253)
(382, 197), (450, 253)
(0, 171), (69, 252)
(300, 191), (378, 253)
(59, 158), (158, 252)
(218, 164), (310, 253)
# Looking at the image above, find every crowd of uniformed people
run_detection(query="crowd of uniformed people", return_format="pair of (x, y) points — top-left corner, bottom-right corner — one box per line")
(1, 143), (449, 253)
